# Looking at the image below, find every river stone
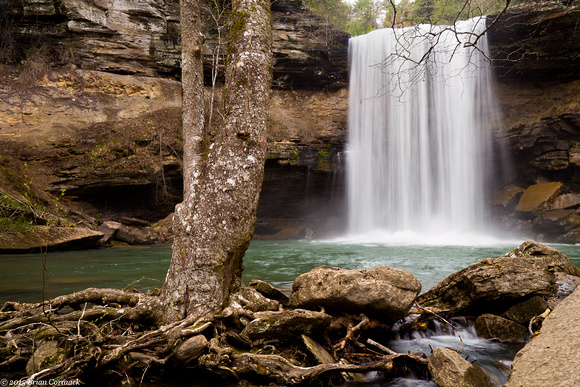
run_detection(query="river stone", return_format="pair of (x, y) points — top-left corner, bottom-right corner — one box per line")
(0, 225), (103, 253)
(503, 240), (580, 277)
(428, 347), (493, 387)
(501, 296), (549, 324)
(506, 287), (580, 387)
(289, 266), (421, 320)
(249, 279), (290, 305)
(241, 309), (332, 341)
(174, 335), (208, 366)
(417, 241), (576, 313)
(474, 314), (529, 343)
(514, 182), (563, 215)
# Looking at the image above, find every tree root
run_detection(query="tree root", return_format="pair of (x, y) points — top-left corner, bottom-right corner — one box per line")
(1, 287), (431, 385)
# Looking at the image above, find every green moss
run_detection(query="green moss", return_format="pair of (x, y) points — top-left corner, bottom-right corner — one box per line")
(226, 9), (250, 65)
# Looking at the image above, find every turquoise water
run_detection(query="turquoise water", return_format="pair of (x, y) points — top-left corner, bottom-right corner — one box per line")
(1, 239), (579, 304)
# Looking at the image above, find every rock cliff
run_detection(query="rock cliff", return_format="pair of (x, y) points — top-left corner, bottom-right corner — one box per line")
(2, 0), (580, 245)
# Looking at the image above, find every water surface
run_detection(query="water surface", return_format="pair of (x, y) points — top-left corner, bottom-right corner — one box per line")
(2, 239), (579, 304)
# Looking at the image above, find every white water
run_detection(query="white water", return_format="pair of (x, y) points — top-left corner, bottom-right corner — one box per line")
(347, 18), (503, 243)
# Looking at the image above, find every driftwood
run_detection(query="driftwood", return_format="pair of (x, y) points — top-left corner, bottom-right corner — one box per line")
(0, 287), (432, 385)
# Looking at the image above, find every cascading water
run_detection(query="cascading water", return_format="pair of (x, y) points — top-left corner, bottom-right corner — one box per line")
(347, 18), (504, 243)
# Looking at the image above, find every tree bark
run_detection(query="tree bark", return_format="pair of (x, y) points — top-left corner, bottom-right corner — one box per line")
(161, 0), (273, 322)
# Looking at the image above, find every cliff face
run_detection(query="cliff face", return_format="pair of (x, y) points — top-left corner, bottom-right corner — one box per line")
(2, 0), (580, 242)
(0, 0), (349, 240)
(485, 3), (580, 242)
(3, 0), (348, 88)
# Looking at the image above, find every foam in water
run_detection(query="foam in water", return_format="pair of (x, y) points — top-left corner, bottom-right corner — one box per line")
(347, 18), (504, 244)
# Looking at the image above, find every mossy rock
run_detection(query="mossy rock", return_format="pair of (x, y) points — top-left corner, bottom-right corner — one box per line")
(26, 341), (66, 374)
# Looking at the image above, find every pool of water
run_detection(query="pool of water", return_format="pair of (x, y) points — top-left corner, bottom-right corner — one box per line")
(2, 238), (579, 304)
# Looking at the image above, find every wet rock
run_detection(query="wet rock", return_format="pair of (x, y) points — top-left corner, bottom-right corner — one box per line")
(501, 296), (549, 324)
(174, 335), (208, 366)
(515, 182), (564, 216)
(506, 287), (580, 387)
(249, 279), (290, 305)
(241, 309), (331, 341)
(289, 266), (421, 321)
(417, 242), (568, 313)
(532, 209), (580, 233)
(428, 347), (493, 387)
(530, 150), (569, 170)
(503, 240), (580, 277)
(474, 314), (529, 343)
(551, 193), (580, 210)
(491, 185), (524, 213)
(0, 225), (103, 253)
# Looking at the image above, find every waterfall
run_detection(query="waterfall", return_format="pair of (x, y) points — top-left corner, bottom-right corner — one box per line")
(347, 18), (503, 243)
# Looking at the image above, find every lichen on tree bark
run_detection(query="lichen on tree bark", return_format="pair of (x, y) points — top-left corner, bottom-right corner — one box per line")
(161, 0), (273, 322)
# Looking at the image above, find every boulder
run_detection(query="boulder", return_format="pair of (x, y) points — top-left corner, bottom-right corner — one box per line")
(0, 225), (103, 253)
(97, 220), (121, 243)
(115, 224), (155, 245)
(474, 314), (529, 343)
(241, 309), (332, 341)
(289, 266), (421, 321)
(503, 240), (580, 277)
(249, 279), (290, 305)
(551, 193), (580, 210)
(174, 335), (208, 366)
(491, 185), (524, 212)
(427, 347), (493, 387)
(514, 182), (564, 216)
(417, 241), (580, 313)
(506, 287), (580, 387)
(532, 209), (580, 233)
(501, 296), (549, 324)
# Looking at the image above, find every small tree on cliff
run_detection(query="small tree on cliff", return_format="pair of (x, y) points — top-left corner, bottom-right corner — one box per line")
(161, 0), (272, 321)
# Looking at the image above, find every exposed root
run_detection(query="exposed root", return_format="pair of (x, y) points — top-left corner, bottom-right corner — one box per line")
(1, 288), (431, 385)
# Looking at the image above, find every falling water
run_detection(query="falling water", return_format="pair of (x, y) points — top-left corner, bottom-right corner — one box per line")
(347, 18), (503, 243)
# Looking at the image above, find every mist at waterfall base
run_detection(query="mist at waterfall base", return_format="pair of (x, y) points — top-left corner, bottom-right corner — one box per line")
(345, 18), (510, 246)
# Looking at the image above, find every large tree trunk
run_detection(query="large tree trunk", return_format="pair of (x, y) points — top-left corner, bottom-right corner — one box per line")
(161, 0), (273, 322)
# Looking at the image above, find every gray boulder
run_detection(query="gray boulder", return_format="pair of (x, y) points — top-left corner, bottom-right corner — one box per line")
(428, 347), (493, 387)
(418, 241), (580, 313)
(474, 314), (529, 343)
(289, 266), (421, 321)
(506, 286), (580, 387)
